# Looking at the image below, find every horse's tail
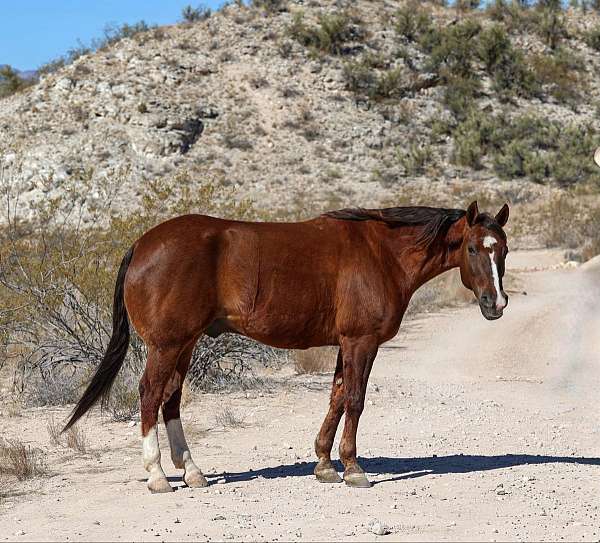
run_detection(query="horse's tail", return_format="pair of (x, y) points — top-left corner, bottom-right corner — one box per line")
(63, 246), (134, 432)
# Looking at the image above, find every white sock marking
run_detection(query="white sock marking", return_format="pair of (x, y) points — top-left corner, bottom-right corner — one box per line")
(166, 418), (202, 475)
(142, 425), (161, 472)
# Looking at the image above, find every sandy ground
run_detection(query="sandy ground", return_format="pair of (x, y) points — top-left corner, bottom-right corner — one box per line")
(2, 249), (600, 542)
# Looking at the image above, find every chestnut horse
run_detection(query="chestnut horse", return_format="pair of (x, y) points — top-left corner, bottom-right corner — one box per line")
(64, 200), (510, 492)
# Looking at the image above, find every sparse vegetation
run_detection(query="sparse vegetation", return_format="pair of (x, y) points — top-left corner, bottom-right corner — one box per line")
(0, 439), (47, 481)
(0, 66), (34, 99)
(292, 347), (337, 374)
(398, 143), (434, 176)
(450, 111), (600, 185)
(181, 4), (212, 23)
(252, 0), (286, 13)
(214, 406), (245, 428)
(287, 11), (362, 55)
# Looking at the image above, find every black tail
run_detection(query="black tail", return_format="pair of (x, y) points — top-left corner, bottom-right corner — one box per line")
(63, 246), (135, 432)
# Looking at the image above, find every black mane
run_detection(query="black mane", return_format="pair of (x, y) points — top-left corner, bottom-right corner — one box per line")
(324, 206), (467, 247)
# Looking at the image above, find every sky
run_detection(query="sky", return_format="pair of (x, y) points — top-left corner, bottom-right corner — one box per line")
(2, 1), (226, 70)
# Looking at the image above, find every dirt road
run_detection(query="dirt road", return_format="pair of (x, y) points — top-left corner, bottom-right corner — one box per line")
(2, 249), (600, 541)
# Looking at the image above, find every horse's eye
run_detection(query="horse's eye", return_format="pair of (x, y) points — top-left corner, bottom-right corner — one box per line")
(468, 246), (477, 256)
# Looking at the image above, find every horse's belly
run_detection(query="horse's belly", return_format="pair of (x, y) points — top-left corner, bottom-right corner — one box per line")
(241, 307), (337, 349)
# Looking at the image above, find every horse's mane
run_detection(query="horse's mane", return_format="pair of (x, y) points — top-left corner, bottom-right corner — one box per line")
(324, 206), (467, 248)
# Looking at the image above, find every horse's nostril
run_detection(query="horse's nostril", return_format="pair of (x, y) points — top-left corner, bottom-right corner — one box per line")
(480, 293), (493, 307)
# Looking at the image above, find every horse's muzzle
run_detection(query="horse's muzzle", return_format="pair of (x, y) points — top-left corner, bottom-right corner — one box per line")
(478, 292), (508, 320)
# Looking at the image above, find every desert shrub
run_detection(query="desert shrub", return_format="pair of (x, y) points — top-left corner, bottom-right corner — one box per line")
(100, 21), (154, 48)
(181, 4), (212, 22)
(418, 19), (482, 118)
(455, 0), (481, 11)
(0, 66), (34, 99)
(214, 406), (245, 428)
(398, 143), (433, 176)
(342, 52), (412, 102)
(252, 0), (286, 12)
(287, 11), (362, 55)
(0, 168), (264, 408)
(530, 47), (586, 106)
(493, 140), (530, 178)
(0, 439), (47, 481)
(420, 19), (481, 78)
(187, 334), (286, 391)
(584, 26), (600, 51)
(477, 24), (538, 99)
(536, 6), (567, 49)
(450, 111), (600, 185)
(292, 347), (337, 374)
(443, 75), (481, 120)
(541, 194), (600, 254)
(394, 3), (432, 42)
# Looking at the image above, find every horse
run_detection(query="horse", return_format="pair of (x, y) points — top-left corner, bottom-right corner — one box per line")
(63, 200), (510, 493)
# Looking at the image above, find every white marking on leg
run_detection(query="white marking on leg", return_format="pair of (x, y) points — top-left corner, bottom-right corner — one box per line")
(143, 425), (161, 472)
(488, 252), (506, 310)
(142, 425), (170, 492)
(166, 418), (206, 487)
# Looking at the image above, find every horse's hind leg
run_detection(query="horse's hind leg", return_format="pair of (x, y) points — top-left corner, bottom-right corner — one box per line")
(139, 345), (183, 494)
(162, 343), (208, 489)
(314, 349), (344, 483)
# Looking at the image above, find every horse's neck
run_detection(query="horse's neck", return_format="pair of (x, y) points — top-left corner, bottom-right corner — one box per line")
(388, 217), (467, 294)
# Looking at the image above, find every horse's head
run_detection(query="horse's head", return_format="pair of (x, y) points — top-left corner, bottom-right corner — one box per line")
(458, 201), (510, 321)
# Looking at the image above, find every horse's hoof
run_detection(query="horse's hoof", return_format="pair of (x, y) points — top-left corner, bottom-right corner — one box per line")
(148, 477), (174, 494)
(343, 468), (372, 488)
(315, 466), (343, 484)
(184, 469), (209, 488)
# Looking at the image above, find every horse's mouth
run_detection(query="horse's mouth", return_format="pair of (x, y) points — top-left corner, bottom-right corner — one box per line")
(480, 305), (504, 321)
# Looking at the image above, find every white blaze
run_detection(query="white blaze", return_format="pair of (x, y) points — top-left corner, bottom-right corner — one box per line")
(483, 236), (506, 309)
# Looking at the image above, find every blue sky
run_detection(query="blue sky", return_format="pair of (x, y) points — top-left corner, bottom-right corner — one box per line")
(2, 1), (226, 70)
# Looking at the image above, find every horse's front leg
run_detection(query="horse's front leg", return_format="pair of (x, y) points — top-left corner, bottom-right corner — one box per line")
(314, 349), (344, 483)
(338, 335), (378, 488)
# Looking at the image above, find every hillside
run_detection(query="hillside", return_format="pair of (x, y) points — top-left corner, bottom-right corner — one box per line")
(1, 0), (600, 247)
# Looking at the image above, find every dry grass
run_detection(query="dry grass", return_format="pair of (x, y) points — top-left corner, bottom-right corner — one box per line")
(0, 439), (47, 481)
(46, 416), (88, 453)
(214, 406), (245, 428)
(46, 417), (62, 446)
(292, 346), (338, 375)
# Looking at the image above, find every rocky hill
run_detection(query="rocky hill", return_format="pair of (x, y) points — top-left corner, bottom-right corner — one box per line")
(1, 0), (600, 241)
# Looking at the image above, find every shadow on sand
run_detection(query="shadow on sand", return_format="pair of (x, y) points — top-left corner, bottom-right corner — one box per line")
(208, 454), (600, 486)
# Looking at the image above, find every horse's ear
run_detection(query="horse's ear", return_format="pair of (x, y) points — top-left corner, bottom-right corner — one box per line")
(466, 201), (479, 227)
(495, 203), (509, 227)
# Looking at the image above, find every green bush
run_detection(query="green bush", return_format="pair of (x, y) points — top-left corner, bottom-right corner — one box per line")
(394, 4), (432, 42)
(536, 7), (567, 49)
(0, 66), (34, 99)
(530, 47), (586, 106)
(421, 19), (482, 78)
(343, 53), (407, 102)
(443, 74), (481, 120)
(477, 24), (538, 98)
(398, 143), (433, 176)
(450, 111), (600, 185)
(252, 0), (286, 12)
(584, 26), (600, 51)
(181, 4), (212, 22)
(287, 11), (361, 55)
